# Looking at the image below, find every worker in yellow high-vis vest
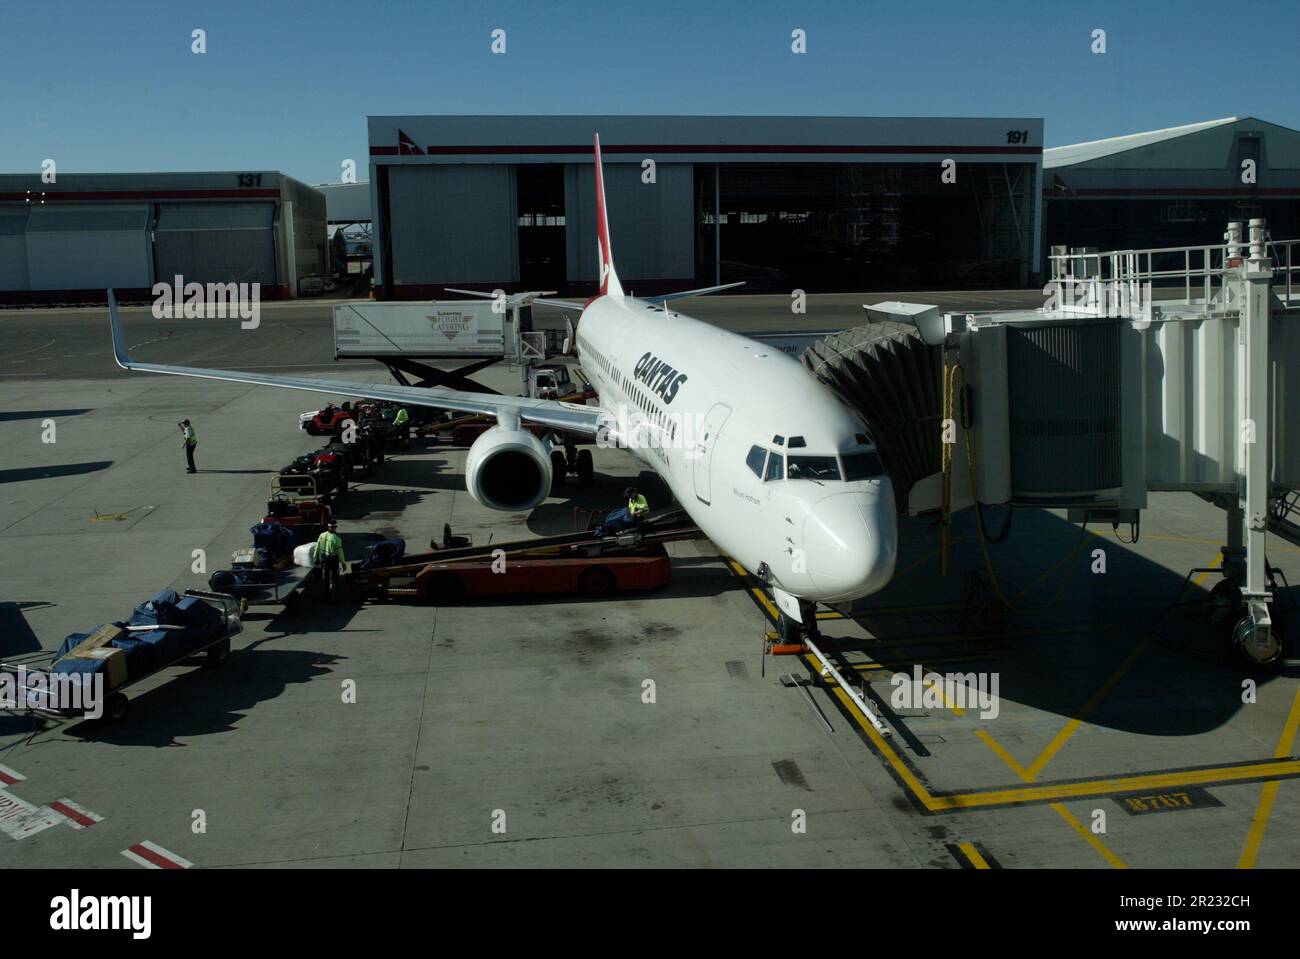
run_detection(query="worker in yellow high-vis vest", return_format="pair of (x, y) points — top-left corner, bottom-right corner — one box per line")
(315, 520), (346, 599)
(178, 419), (198, 473)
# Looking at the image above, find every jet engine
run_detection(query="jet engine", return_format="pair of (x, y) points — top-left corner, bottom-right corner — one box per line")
(464, 425), (553, 512)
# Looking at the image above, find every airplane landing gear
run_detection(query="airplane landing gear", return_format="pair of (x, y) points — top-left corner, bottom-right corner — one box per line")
(549, 440), (595, 489)
(777, 599), (821, 646)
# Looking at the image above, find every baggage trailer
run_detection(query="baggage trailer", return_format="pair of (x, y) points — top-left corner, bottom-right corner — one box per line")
(0, 590), (242, 724)
(391, 544), (672, 605)
(349, 509), (701, 604)
(209, 564), (317, 617)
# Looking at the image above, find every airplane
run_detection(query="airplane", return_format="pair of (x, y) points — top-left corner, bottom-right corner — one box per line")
(108, 134), (898, 639)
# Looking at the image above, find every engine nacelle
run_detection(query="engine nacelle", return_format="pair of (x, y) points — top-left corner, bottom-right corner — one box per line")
(464, 426), (553, 512)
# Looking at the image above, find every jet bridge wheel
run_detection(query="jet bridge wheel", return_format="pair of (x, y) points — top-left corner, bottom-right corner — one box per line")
(1207, 580), (1282, 665)
(1232, 616), (1282, 665)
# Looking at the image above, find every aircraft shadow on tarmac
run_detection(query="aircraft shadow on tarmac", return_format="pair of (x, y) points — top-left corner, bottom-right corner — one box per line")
(832, 506), (1297, 738)
(359, 455), (453, 491)
(0, 461), (113, 484)
(0, 409), (94, 423)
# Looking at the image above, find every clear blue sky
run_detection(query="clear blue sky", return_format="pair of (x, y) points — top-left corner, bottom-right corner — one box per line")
(5, 0), (1298, 184)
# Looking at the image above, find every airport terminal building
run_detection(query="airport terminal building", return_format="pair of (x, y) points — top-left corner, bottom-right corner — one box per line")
(366, 115), (1045, 297)
(0, 172), (327, 303)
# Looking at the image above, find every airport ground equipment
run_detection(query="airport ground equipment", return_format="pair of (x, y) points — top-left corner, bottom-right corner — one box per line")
(333, 296), (568, 400)
(281, 449), (349, 500)
(806, 219), (1300, 664)
(0, 590), (242, 723)
(263, 475), (332, 540)
(208, 556), (316, 617)
(349, 508), (699, 603)
(207, 522), (319, 615)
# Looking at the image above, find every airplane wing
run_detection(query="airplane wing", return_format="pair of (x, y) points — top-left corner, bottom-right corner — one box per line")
(645, 281), (745, 304)
(107, 290), (606, 436)
(442, 287), (587, 312)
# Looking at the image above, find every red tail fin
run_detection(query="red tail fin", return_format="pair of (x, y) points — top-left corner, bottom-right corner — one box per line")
(593, 134), (624, 297)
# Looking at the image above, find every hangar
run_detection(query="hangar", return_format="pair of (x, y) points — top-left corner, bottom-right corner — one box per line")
(1043, 117), (1300, 262)
(366, 115), (1045, 298)
(0, 172), (327, 303)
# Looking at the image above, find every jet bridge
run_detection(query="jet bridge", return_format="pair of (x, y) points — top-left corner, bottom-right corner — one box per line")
(805, 219), (1300, 663)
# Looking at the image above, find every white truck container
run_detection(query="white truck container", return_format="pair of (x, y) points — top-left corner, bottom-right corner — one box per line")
(333, 300), (515, 359)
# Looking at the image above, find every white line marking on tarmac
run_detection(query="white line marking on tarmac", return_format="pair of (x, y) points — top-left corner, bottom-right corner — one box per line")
(122, 841), (193, 869)
(47, 798), (103, 829)
(0, 764), (25, 786)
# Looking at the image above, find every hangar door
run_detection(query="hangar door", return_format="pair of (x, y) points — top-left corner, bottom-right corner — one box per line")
(25, 205), (152, 291)
(565, 162), (694, 285)
(155, 202), (276, 286)
(388, 165), (519, 286)
(0, 209), (29, 291)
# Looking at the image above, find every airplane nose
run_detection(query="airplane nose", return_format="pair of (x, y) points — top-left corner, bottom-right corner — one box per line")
(802, 486), (897, 600)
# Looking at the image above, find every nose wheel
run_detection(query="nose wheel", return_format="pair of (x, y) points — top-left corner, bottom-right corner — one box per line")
(777, 599), (822, 645)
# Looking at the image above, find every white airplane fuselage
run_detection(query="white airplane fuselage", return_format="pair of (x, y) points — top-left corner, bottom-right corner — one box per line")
(573, 293), (898, 604)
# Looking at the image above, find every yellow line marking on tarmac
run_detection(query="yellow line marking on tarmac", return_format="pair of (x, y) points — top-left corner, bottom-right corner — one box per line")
(1133, 532), (1300, 553)
(976, 731), (1031, 779)
(1020, 553), (1223, 780)
(956, 841), (991, 869)
(1238, 688), (1300, 869)
(1052, 803), (1129, 868)
(1024, 637), (1151, 780)
(844, 654), (997, 672)
(731, 548), (1300, 860)
(936, 758), (1300, 810)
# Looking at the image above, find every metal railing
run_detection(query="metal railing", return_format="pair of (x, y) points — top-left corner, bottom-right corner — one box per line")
(1048, 233), (1300, 305)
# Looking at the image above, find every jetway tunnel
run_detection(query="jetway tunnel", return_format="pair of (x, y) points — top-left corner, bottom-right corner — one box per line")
(803, 220), (1300, 664)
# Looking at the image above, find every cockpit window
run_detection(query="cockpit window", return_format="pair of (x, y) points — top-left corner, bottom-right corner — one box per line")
(787, 455), (839, 481)
(842, 450), (885, 480)
(764, 451), (784, 481)
(745, 445), (767, 478)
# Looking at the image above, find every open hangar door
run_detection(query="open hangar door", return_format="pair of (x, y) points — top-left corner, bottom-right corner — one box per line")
(154, 202), (277, 287)
(24, 205), (152, 291)
(387, 165), (519, 290)
(565, 162), (694, 290)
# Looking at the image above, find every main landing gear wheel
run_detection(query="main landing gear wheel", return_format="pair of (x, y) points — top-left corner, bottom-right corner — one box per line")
(576, 448), (594, 486)
(550, 451), (567, 492)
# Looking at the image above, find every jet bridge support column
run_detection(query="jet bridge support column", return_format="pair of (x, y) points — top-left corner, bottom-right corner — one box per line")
(1233, 219), (1276, 660)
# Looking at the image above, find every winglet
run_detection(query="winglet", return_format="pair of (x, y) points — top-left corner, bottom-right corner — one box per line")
(107, 288), (134, 370)
(593, 133), (624, 298)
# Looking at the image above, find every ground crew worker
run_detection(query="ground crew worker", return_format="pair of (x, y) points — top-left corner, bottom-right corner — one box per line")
(596, 486), (649, 536)
(178, 419), (198, 473)
(315, 520), (346, 599)
(627, 487), (649, 522)
(393, 406), (411, 450)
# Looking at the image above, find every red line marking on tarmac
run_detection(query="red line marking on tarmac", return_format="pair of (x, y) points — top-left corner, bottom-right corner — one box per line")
(48, 799), (102, 829)
(0, 765), (25, 786)
(122, 841), (192, 869)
